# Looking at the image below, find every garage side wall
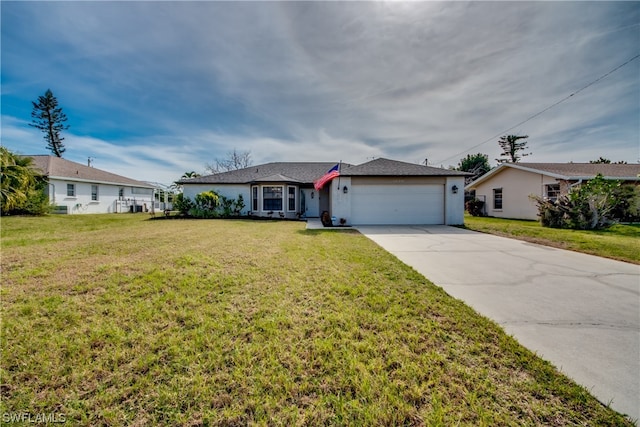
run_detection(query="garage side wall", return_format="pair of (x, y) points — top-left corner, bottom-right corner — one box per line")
(445, 176), (465, 225)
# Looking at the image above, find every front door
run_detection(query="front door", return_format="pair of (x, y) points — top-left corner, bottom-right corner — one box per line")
(318, 186), (330, 217)
(301, 188), (320, 217)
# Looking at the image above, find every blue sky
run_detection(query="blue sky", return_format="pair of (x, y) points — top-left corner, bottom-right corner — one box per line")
(2, 1), (638, 184)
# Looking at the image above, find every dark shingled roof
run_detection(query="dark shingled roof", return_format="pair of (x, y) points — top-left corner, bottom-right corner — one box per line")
(179, 162), (346, 185)
(341, 158), (470, 176)
(28, 155), (154, 188)
(181, 158), (469, 185)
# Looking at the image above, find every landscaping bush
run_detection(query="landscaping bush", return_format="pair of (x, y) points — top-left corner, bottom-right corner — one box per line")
(531, 174), (632, 229)
(186, 191), (246, 219)
(465, 199), (485, 217)
(172, 193), (194, 215)
(611, 184), (640, 223)
(233, 194), (245, 216)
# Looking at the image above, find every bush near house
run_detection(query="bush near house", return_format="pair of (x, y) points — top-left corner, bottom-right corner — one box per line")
(531, 175), (639, 230)
(183, 190), (246, 219)
(465, 199), (485, 217)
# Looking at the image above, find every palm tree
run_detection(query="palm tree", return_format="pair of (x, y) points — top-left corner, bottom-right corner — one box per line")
(0, 148), (42, 213)
(181, 171), (201, 179)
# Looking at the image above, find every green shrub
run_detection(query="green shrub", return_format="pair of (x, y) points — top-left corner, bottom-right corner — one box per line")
(532, 175), (626, 229)
(173, 193), (194, 215)
(611, 184), (640, 223)
(233, 194), (245, 216)
(220, 195), (234, 217)
(465, 199), (485, 217)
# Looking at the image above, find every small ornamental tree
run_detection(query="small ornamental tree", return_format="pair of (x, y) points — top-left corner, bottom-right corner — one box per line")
(30, 89), (69, 157)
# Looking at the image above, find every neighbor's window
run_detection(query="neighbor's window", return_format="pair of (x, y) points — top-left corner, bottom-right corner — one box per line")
(545, 184), (560, 202)
(493, 188), (503, 210)
(263, 186), (283, 211)
(67, 183), (76, 197)
(119, 187), (125, 199)
(91, 185), (99, 201)
(252, 186), (259, 211)
(287, 186), (296, 211)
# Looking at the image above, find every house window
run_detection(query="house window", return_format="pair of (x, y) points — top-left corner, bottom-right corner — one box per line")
(493, 188), (503, 210)
(119, 187), (125, 199)
(91, 185), (99, 201)
(546, 184), (560, 202)
(252, 186), (259, 212)
(263, 186), (283, 211)
(66, 183), (75, 197)
(287, 186), (296, 211)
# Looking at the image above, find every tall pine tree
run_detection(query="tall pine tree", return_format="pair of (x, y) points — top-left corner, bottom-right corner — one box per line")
(30, 89), (69, 157)
(496, 134), (530, 163)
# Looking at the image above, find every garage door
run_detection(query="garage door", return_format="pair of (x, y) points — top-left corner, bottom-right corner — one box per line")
(351, 184), (444, 225)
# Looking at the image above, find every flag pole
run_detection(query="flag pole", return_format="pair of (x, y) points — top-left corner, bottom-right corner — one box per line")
(337, 160), (342, 192)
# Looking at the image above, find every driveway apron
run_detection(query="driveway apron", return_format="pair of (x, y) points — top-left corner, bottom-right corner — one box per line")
(356, 225), (640, 420)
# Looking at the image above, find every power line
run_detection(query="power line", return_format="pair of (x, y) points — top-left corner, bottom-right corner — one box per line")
(435, 53), (640, 165)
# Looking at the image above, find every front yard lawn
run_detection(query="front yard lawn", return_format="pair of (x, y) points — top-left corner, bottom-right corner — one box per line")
(1, 215), (634, 425)
(463, 215), (640, 264)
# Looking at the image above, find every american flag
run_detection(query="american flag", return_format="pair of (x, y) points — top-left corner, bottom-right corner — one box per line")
(314, 163), (340, 191)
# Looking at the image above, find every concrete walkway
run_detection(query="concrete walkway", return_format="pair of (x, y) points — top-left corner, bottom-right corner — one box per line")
(356, 225), (639, 421)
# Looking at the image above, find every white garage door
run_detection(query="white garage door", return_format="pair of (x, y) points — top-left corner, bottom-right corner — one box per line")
(351, 184), (444, 225)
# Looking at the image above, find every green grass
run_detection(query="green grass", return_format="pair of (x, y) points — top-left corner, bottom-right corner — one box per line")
(1, 214), (635, 425)
(463, 215), (640, 265)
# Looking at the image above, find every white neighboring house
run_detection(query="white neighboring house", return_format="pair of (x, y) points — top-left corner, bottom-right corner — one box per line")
(29, 155), (156, 214)
(465, 162), (640, 220)
(180, 158), (469, 225)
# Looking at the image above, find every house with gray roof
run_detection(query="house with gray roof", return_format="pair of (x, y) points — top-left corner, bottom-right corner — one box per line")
(465, 162), (640, 220)
(180, 158), (468, 225)
(30, 155), (156, 214)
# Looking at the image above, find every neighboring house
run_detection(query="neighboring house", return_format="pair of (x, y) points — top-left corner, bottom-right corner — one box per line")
(465, 162), (640, 220)
(29, 155), (157, 214)
(180, 158), (468, 225)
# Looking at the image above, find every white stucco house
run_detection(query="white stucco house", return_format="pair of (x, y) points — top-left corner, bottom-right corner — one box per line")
(30, 155), (157, 214)
(179, 158), (468, 225)
(465, 162), (640, 220)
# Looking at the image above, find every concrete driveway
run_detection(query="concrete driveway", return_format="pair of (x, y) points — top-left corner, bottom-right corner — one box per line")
(356, 225), (640, 421)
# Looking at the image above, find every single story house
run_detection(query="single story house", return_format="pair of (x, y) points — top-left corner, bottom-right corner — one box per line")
(29, 155), (157, 214)
(465, 162), (640, 220)
(180, 158), (468, 225)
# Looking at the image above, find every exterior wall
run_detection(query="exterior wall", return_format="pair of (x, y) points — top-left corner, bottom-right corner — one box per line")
(444, 176), (465, 225)
(183, 183), (307, 219)
(47, 178), (154, 214)
(472, 168), (556, 220)
(329, 177), (352, 224)
(183, 184), (251, 215)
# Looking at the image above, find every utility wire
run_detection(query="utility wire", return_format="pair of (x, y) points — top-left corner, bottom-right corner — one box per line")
(434, 53), (640, 165)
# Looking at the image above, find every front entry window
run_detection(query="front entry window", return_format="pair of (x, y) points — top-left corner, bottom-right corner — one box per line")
(252, 186), (259, 211)
(287, 186), (296, 211)
(263, 186), (283, 211)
